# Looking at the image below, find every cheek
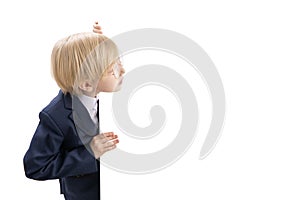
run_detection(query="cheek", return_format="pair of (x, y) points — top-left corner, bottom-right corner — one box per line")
(97, 77), (120, 92)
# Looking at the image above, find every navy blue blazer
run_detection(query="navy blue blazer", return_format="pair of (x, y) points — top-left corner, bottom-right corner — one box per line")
(24, 91), (100, 200)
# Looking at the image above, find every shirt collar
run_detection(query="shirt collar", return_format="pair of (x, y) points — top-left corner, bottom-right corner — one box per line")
(77, 94), (98, 113)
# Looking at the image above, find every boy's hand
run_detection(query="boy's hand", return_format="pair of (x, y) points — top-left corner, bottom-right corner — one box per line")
(90, 132), (119, 159)
(93, 21), (103, 34)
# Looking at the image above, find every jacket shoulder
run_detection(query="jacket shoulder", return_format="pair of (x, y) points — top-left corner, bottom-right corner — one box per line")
(42, 91), (71, 117)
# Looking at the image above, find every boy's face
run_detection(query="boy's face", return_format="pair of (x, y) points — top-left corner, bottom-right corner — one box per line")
(96, 60), (125, 93)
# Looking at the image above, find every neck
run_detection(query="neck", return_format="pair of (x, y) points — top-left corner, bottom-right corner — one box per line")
(81, 90), (97, 98)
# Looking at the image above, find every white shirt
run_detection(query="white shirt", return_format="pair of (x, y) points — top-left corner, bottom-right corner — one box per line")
(77, 94), (99, 125)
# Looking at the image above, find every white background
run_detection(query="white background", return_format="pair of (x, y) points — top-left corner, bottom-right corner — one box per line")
(1, 0), (300, 199)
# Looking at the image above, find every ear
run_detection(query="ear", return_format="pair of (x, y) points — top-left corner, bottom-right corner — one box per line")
(78, 81), (94, 93)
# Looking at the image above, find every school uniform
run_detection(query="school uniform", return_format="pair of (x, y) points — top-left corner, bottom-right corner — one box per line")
(23, 90), (100, 200)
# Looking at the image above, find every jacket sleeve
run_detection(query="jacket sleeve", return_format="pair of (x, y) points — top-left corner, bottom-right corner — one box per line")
(23, 110), (98, 180)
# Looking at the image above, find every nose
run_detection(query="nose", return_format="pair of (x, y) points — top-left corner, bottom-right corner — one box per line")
(120, 66), (125, 76)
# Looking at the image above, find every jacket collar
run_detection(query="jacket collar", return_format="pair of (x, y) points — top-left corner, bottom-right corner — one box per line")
(62, 91), (73, 110)
(60, 91), (74, 123)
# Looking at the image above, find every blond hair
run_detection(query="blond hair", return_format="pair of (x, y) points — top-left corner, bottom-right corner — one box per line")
(51, 32), (119, 95)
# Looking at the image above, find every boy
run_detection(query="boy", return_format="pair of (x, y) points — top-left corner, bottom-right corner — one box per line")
(23, 24), (125, 199)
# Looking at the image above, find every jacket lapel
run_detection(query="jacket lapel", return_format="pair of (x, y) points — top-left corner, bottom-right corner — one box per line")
(63, 92), (99, 145)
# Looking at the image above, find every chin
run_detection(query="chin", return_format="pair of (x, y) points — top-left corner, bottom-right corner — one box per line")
(113, 86), (122, 92)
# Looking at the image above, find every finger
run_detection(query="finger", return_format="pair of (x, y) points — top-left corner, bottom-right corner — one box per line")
(100, 137), (111, 144)
(93, 24), (102, 29)
(93, 29), (103, 34)
(108, 134), (118, 139)
(93, 23), (102, 34)
(113, 134), (118, 139)
(104, 139), (119, 148)
(97, 132), (117, 142)
(93, 24), (102, 30)
(97, 132), (111, 139)
(100, 135), (118, 144)
(94, 133), (113, 140)
(105, 135), (118, 140)
(103, 132), (114, 137)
